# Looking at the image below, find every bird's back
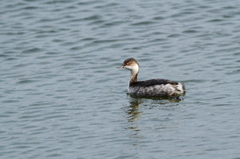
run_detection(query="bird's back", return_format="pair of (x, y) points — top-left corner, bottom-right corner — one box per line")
(128, 79), (185, 97)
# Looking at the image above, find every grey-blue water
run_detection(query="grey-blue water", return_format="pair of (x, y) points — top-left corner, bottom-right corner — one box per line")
(1, 0), (240, 158)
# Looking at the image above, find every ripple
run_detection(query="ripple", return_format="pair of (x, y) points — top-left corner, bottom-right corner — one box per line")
(131, 21), (156, 26)
(17, 79), (39, 84)
(182, 29), (199, 34)
(1, 0), (240, 159)
(21, 48), (44, 54)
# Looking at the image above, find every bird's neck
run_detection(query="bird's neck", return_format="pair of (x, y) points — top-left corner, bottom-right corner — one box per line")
(129, 65), (139, 84)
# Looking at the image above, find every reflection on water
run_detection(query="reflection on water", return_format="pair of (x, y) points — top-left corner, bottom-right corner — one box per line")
(126, 97), (143, 123)
(125, 95), (183, 123)
(124, 95), (183, 144)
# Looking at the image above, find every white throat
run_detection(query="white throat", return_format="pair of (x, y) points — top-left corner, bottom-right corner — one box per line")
(130, 64), (139, 76)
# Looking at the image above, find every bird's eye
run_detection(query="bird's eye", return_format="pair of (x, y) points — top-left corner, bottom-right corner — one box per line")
(126, 63), (130, 65)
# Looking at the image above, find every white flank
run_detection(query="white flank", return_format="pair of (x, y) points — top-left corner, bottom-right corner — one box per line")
(177, 82), (184, 93)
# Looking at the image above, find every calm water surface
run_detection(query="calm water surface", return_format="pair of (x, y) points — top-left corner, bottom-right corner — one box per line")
(1, 0), (240, 158)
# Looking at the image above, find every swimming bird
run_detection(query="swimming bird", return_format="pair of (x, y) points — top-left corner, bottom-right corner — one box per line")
(118, 58), (185, 97)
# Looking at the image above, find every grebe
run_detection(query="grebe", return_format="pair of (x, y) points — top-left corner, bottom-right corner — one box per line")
(118, 58), (185, 97)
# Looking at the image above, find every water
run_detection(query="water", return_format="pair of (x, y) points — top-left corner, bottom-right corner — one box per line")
(1, 0), (240, 158)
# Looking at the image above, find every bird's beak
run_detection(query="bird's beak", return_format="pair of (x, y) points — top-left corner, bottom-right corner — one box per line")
(116, 64), (124, 68)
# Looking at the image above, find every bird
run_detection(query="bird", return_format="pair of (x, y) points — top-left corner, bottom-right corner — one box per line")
(117, 58), (185, 97)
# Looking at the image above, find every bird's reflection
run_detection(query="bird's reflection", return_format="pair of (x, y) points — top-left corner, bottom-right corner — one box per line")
(123, 94), (185, 153)
(124, 95), (184, 146)
(125, 95), (183, 123)
(126, 97), (143, 123)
